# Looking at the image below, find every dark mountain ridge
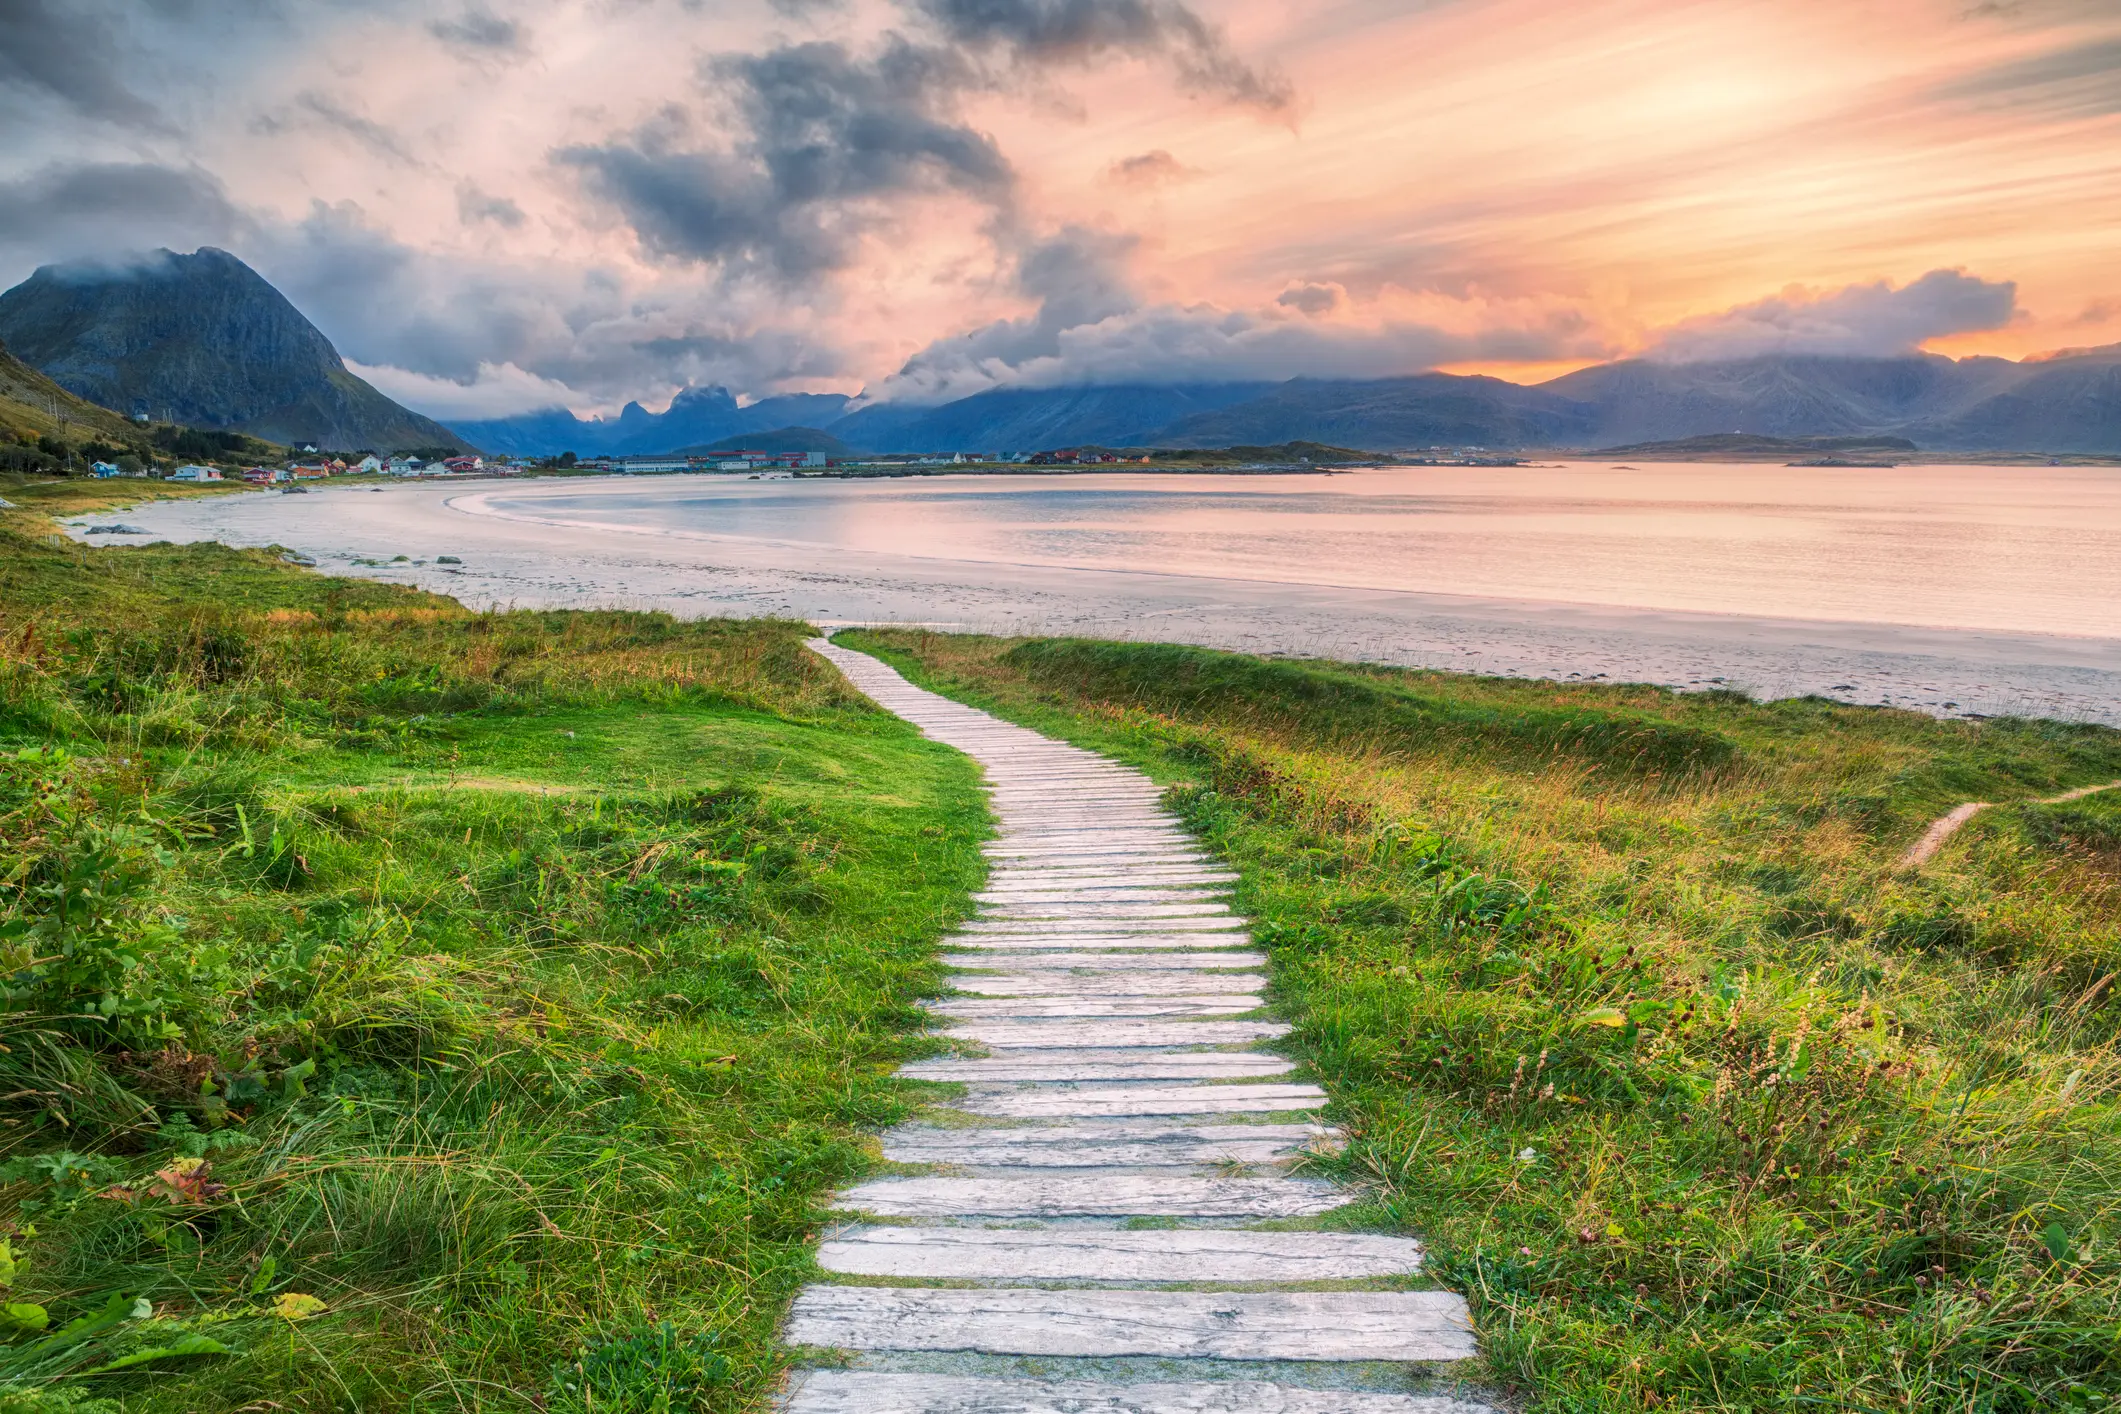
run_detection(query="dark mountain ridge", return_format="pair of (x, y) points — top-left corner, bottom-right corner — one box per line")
(459, 350), (2121, 458)
(0, 249), (469, 453)
(829, 382), (1272, 455)
(449, 385), (854, 458)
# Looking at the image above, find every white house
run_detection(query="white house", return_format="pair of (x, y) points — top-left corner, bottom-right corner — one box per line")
(355, 455), (385, 473)
(169, 465), (223, 482)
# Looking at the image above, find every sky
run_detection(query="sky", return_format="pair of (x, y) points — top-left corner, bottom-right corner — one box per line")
(1, 0), (2118, 420)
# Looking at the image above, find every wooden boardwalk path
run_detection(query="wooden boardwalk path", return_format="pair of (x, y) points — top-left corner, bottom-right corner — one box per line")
(784, 642), (1493, 1414)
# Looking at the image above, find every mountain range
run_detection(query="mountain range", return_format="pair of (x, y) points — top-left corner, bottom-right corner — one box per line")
(458, 348), (2121, 458)
(3, 246), (2118, 458)
(0, 249), (470, 453)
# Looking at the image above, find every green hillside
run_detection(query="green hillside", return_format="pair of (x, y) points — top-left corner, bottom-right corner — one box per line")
(0, 340), (141, 450)
(679, 426), (854, 457)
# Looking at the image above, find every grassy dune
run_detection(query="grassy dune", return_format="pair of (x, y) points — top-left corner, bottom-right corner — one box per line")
(0, 522), (985, 1411)
(847, 629), (2121, 1414)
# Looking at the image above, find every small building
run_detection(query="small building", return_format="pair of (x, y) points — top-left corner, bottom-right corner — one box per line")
(90, 461), (122, 478)
(290, 463), (332, 480)
(441, 455), (483, 473)
(354, 455), (384, 473)
(242, 467), (275, 484)
(387, 457), (426, 476)
(169, 465), (223, 482)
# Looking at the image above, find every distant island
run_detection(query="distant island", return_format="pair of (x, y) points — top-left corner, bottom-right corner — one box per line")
(1588, 433), (1919, 463)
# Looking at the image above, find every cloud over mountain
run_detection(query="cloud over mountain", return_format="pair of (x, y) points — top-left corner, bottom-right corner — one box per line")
(0, 163), (251, 281)
(1645, 270), (2020, 363)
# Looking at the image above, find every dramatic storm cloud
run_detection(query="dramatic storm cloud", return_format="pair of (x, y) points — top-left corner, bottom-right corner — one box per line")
(557, 38), (1012, 282)
(912, 0), (1293, 109)
(0, 0), (169, 130)
(0, 0), (2116, 418)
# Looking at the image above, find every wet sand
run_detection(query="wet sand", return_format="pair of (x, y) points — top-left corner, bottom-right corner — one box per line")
(69, 478), (2121, 726)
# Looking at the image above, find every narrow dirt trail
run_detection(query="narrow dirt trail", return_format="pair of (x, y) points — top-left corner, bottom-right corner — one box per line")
(1900, 779), (2121, 868)
(783, 640), (1491, 1413)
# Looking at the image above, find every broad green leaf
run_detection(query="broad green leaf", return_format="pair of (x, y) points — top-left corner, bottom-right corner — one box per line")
(0, 1302), (48, 1332)
(81, 1334), (235, 1374)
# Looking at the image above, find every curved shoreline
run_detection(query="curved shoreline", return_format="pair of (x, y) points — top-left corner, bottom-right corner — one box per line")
(62, 477), (2121, 728)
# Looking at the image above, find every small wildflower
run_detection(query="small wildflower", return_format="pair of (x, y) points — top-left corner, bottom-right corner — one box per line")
(1518, 1147), (1538, 1163)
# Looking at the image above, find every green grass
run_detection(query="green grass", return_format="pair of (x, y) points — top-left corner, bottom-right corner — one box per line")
(0, 520), (988, 1411)
(843, 628), (2121, 1414)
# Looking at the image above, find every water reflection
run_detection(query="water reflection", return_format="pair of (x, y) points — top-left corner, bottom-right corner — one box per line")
(481, 462), (2121, 638)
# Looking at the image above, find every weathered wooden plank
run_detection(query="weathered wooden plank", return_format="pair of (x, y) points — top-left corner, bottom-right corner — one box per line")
(983, 854), (1215, 868)
(900, 1052), (1294, 1082)
(783, 1371), (1492, 1414)
(960, 1082), (1326, 1118)
(949, 972), (1262, 997)
(986, 842), (1207, 855)
(961, 918), (1250, 934)
(833, 1173), (1349, 1218)
(945, 937), (1259, 953)
(985, 832), (1188, 841)
(783, 1287), (1476, 1361)
(985, 805), (1170, 816)
(982, 876), (1229, 889)
(933, 997), (1263, 1020)
(815, 1227), (1424, 1282)
(976, 888), (1231, 904)
(882, 1129), (1331, 1168)
(978, 883), (1231, 895)
(980, 904), (1233, 919)
(986, 863), (1234, 875)
(993, 822), (1191, 834)
(941, 951), (1267, 970)
(942, 1019), (1288, 1048)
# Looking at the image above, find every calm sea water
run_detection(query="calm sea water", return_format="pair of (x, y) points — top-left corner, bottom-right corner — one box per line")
(477, 462), (2121, 639)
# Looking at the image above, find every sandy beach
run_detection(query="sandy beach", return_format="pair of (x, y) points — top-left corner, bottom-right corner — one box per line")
(69, 476), (2121, 726)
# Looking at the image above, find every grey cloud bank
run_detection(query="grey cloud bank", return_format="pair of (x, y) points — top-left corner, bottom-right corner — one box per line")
(1645, 270), (2019, 363)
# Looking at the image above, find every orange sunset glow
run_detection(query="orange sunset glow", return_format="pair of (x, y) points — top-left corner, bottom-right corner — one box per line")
(3, 0), (2117, 416)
